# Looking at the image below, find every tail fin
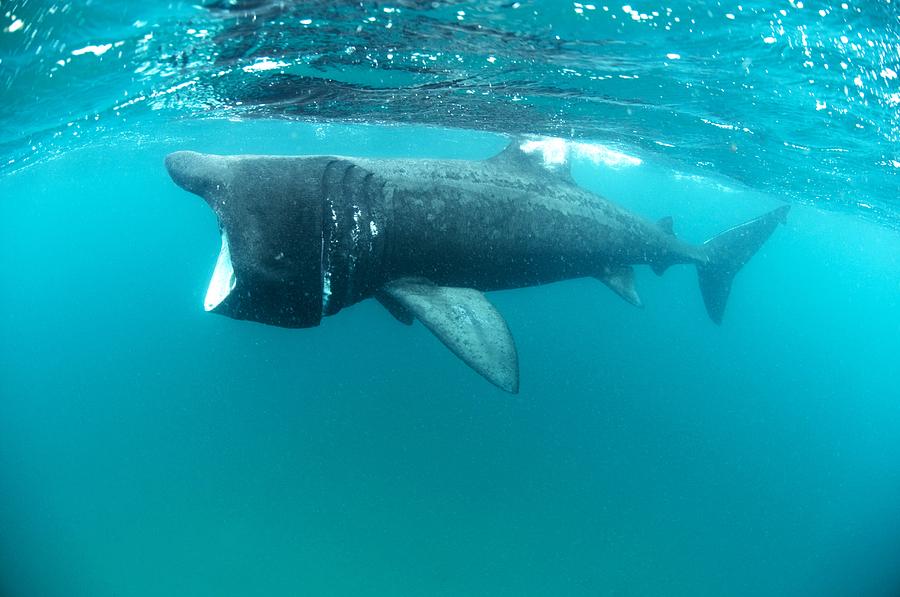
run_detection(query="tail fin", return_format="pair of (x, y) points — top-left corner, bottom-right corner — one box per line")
(697, 205), (790, 324)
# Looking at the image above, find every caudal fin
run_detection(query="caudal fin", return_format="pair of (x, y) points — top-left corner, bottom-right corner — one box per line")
(697, 205), (790, 324)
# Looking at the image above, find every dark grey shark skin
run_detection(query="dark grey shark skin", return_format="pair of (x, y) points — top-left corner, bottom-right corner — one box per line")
(165, 140), (789, 393)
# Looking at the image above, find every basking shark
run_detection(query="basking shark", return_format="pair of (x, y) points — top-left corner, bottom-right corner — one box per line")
(165, 140), (788, 393)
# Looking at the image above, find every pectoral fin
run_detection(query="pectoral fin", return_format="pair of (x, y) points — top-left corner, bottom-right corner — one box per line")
(596, 265), (642, 307)
(381, 279), (519, 393)
(376, 291), (414, 325)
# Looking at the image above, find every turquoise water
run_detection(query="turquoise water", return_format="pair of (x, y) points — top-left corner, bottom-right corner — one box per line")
(3, 2), (900, 596)
(3, 1), (899, 220)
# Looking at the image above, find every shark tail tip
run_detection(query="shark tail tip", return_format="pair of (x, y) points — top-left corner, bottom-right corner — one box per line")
(697, 205), (789, 323)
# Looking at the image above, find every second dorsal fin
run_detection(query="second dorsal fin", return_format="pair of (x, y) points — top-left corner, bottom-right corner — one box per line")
(487, 138), (573, 182)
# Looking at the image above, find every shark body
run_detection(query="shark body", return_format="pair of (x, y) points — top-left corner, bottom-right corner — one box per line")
(165, 140), (789, 393)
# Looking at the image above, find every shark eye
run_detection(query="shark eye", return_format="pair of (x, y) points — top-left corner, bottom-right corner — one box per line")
(204, 231), (236, 311)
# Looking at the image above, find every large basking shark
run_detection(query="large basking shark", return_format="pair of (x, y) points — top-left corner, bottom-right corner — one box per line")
(165, 140), (788, 393)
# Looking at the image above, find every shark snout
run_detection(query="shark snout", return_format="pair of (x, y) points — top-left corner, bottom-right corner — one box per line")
(165, 151), (228, 202)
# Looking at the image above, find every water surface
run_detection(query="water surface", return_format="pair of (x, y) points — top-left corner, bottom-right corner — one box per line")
(2, 2), (900, 596)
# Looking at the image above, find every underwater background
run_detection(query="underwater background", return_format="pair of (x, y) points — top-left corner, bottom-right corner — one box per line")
(2, 2), (900, 596)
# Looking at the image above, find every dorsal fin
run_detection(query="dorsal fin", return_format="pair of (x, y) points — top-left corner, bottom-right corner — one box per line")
(487, 138), (573, 182)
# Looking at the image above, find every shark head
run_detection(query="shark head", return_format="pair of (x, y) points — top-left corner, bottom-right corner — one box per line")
(165, 151), (327, 328)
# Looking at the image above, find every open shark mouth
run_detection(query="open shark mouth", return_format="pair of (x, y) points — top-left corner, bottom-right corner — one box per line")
(165, 144), (789, 393)
(205, 231), (236, 312)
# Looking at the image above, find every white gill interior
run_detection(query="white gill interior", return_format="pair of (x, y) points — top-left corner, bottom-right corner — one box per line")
(205, 232), (236, 311)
